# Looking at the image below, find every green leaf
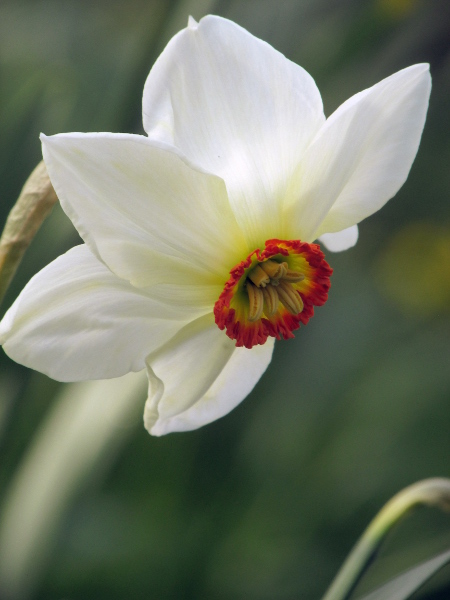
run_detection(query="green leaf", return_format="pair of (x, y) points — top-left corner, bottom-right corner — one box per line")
(356, 549), (450, 600)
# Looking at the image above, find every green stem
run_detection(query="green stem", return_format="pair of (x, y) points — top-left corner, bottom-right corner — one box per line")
(321, 478), (450, 600)
(0, 161), (58, 307)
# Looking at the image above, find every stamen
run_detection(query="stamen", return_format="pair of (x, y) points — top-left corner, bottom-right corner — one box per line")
(248, 265), (270, 288)
(277, 280), (304, 315)
(214, 238), (332, 348)
(246, 281), (264, 321)
(282, 269), (305, 283)
(262, 285), (279, 316)
(260, 259), (287, 281)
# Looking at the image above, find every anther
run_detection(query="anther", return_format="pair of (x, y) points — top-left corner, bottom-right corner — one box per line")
(248, 265), (270, 288)
(262, 285), (279, 316)
(282, 269), (305, 283)
(277, 280), (304, 315)
(247, 281), (264, 321)
(260, 260), (287, 281)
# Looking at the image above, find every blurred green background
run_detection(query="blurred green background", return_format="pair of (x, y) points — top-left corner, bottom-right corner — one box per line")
(0, 0), (449, 598)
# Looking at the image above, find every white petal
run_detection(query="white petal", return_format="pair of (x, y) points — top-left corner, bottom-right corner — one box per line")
(0, 245), (190, 381)
(284, 64), (431, 241)
(319, 225), (359, 252)
(143, 314), (274, 435)
(41, 132), (248, 290)
(143, 15), (324, 248)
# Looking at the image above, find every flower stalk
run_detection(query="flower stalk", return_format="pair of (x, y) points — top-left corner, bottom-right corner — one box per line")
(321, 478), (450, 600)
(0, 161), (58, 307)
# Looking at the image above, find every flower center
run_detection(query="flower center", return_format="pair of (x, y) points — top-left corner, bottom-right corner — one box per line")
(246, 259), (305, 321)
(214, 239), (332, 349)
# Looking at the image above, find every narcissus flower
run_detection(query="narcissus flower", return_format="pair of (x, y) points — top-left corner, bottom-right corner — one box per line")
(0, 16), (431, 435)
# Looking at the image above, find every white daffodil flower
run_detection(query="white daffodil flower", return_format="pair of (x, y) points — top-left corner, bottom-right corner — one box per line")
(0, 16), (431, 435)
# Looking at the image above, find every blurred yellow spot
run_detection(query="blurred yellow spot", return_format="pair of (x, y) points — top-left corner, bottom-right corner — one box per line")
(375, 0), (419, 19)
(374, 222), (450, 317)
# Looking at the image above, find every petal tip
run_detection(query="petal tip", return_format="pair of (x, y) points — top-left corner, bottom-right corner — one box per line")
(40, 133), (52, 149)
(404, 62), (432, 86)
(187, 15), (198, 29)
(414, 62), (430, 72)
(40, 132), (62, 150)
(144, 408), (168, 437)
(319, 225), (359, 253)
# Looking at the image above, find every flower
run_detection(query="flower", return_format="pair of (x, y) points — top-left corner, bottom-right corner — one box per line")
(0, 15), (431, 435)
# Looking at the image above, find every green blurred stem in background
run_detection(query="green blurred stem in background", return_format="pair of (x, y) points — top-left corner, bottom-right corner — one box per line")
(322, 478), (450, 600)
(0, 161), (58, 307)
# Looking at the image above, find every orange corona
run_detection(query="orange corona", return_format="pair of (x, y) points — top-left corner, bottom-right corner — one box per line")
(214, 239), (333, 349)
